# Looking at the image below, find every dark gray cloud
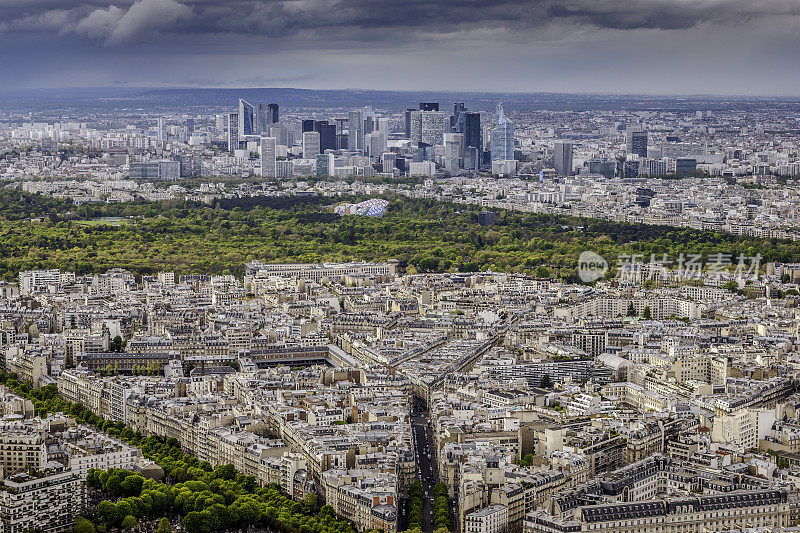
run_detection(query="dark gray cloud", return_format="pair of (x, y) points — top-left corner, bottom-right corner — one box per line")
(1, 0), (800, 93)
(3, 0), (800, 44)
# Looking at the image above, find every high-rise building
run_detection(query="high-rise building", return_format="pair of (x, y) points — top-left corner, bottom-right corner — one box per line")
(316, 121), (337, 152)
(334, 117), (349, 150)
(227, 112), (239, 153)
(366, 131), (387, 158)
(490, 102), (515, 163)
(444, 133), (463, 173)
(302, 119), (315, 133)
(362, 106), (376, 136)
(255, 105), (269, 134)
(303, 131), (320, 158)
(409, 110), (447, 146)
(157, 117), (166, 141)
(348, 110), (365, 154)
(589, 159), (616, 179)
(463, 112), (482, 166)
(381, 152), (397, 173)
(238, 100), (255, 136)
(269, 125), (289, 147)
(315, 153), (335, 176)
(553, 140), (573, 176)
(404, 108), (415, 139)
(215, 114), (228, 132)
(268, 103), (279, 124)
(626, 126), (648, 158)
(259, 137), (277, 178)
(623, 159), (640, 178)
(464, 147), (480, 171)
(179, 152), (201, 177)
(451, 102), (467, 131)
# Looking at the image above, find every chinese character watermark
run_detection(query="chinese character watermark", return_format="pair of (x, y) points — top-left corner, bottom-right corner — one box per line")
(576, 251), (761, 283)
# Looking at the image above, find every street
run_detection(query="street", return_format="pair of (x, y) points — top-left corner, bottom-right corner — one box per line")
(411, 406), (438, 533)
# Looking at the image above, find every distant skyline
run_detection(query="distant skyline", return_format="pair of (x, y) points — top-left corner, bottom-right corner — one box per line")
(2, 0), (800, 96)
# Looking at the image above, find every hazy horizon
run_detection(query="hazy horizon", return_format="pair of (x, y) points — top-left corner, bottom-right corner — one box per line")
(2, 85), (800, 100)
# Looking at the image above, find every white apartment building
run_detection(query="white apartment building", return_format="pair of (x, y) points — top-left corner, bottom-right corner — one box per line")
(465, 504), (509, 533)
(0, 464), (86, 533)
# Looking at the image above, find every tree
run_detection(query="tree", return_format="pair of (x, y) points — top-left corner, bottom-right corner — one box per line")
(303, 493), (318, 513)
(115, 501), (133, 522)
(74, 517), (96, 533)
(642, 306), (651, 320)
(98, 501), (118, 525)
(723, 280), (739, 291)
(157, 517), (171, 533)
(120, 474), (145, 497)
(214, 464), (235, 480)
(540, 374), (553, 388)
(183, 511), (210, 533)
(626, 302), (636, 317)
(121, 515), (138, 530)
(112, 336), (124, 353)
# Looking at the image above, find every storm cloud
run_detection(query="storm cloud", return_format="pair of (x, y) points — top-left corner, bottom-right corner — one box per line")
(1, 0), (800, 94)
(2, 0), (798, 44)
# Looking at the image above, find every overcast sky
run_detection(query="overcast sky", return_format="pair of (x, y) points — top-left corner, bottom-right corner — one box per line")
(2, 0), (800, 95)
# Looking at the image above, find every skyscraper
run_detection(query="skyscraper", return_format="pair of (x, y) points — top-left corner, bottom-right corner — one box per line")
(451, 102), (466, 131)
(255, 105), (269, 134)
(302, 119), (316, 133)
(553, 140), (573, 176)
(259, 137), (277, 178)
(269, 125), (289, 146)
(307, 121), (337, 152)
(490, 102), (514, 163)
(626, 126), (648, 158)
(227, 112), (239, 153)
(334, 118), (349, 150)
(157, 117), (166, 141)
(404, 108), (415, 139)
(444, 133), (463, 173)
(366, 131), (387, 158)
(238, 100), (255, 137)
(409, 110), (447, 146)
(303, 131), (320, 158)
(267, 103), (279, 124)
(464, 146), (479, 171)
(463, 112), (482, 167)
(315, 153), (335, 176)
(348, 109), (364, 154)
(363, 106), (376, 136)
